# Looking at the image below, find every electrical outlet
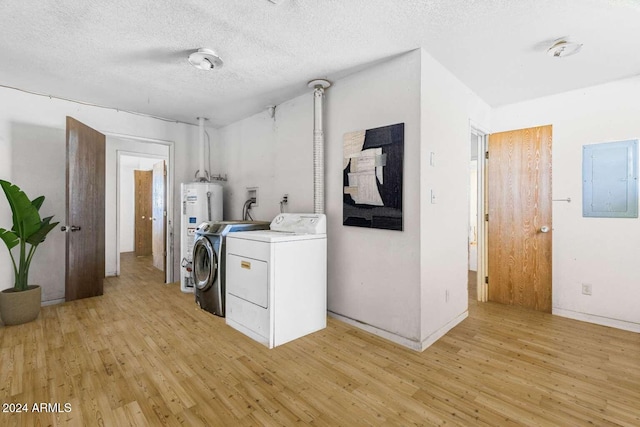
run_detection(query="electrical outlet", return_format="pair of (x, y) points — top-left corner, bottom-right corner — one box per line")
(247, 187), (258, 207)
(581, 283), (592, 296)
(445, 289), (450, 303)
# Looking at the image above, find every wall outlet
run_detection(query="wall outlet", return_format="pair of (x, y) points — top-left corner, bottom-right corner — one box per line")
(581, 283), (592, 296)
(445, 289), (450, 303)
(247, 187), (258, 207)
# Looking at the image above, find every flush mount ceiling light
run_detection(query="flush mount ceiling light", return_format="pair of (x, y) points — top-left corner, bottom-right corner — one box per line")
(188, 48), (223, 70)
(547, 39), (583, 58)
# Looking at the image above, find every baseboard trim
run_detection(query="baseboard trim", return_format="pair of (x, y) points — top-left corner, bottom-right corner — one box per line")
(419, 310), (469, 351)
(553, 308), (640, 333)
(41, 298), (65, 307)
(327, 310), (469, 352)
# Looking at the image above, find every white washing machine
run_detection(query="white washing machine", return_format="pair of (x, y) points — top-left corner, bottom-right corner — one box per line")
(225, 213), (327, 348)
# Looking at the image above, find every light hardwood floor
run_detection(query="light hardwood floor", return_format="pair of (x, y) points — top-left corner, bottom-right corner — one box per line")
(0, 254), (638, 426)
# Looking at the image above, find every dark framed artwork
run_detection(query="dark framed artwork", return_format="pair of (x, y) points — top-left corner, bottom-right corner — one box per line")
(343, 123), (404, 230)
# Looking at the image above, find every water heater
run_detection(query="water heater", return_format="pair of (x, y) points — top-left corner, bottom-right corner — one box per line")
(180, 182), (223, 292)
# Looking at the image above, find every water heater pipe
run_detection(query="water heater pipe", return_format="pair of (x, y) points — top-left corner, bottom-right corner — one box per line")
(197, 117), (208, 181)
(308, 79), (331, 214)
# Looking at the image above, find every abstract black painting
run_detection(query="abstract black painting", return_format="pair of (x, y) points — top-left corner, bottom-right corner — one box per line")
(343, 123), (404, 231)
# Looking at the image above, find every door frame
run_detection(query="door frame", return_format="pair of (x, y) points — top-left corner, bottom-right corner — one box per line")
(470, 124), (489, 302)
(110, 133), (175, 283)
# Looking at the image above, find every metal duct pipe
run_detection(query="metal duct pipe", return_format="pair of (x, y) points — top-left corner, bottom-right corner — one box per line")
(197, 117), (208, 181)
(308, 79), (331, 214)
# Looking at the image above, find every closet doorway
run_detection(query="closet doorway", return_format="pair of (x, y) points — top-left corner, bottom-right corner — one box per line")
(107, 135), (174, 283)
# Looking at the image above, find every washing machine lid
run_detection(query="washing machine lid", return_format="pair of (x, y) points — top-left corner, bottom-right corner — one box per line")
(227, 230), (326, 243)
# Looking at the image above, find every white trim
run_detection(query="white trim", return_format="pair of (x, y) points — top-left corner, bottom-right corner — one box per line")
(553, 308), (640, 333)
(328, 310), (468, 351)
(470, 126), (488, 302)
(104, 132), (175, 145)
(41, 298), (65, 307)
(328, 311), (424, 350)
(469, 119), (491, 136)
(418, 310), (468, 351)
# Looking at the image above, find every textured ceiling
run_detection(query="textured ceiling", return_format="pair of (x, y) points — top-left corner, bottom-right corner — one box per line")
(1, 0), (639, 127)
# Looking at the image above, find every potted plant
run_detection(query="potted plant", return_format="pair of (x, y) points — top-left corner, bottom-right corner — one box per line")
(0, 180), (59, 325)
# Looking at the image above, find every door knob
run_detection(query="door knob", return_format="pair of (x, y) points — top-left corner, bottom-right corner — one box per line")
(540, 226), (550, 233)
(61, 225), (82, 232)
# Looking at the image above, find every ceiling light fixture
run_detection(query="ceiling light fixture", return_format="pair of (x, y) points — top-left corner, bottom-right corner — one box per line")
(188, 48), (223, 70)
(546, 39), (582, 58)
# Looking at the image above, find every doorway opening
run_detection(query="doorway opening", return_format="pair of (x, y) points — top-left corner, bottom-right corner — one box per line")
(120, 155), (167, 275)
(106, 135), (175, 284)
(469, 127), (488, 302)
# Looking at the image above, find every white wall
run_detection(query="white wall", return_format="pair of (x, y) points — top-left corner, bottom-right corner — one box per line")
(217, 49), (491, 350)
(492, 77), (640, 332)
(0, 87), (198, 303)
(7, 123), (65, 303)
(218, 95), (313, 221)
(418, 49), (491, 347)
(326, 51), (423, 345)
(119, 160), (137, 253)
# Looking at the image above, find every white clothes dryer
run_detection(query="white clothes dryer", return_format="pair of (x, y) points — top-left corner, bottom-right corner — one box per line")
(225, 213), (327, 348)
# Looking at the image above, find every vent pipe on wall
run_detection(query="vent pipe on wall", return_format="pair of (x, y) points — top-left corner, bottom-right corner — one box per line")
(196, 117), (209, 182)
(308, 79), (331, 214)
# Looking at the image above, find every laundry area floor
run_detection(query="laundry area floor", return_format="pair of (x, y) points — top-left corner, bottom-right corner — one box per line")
(0, 257), (637, 426)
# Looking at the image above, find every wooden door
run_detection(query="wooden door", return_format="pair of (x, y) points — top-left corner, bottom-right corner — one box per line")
(152, 160), (166, 273)
(65, 117), (105, 301)
(134, 170), (152, 256)
(487, 125), (552, 312)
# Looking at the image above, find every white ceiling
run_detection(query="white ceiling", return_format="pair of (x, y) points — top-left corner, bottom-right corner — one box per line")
(1, 0), (639, 127)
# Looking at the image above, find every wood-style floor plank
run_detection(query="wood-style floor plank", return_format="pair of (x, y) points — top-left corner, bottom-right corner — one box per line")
(0, 253), (637, 426)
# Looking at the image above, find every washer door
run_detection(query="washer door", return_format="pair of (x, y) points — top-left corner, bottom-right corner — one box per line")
(192, 237), (218, 291)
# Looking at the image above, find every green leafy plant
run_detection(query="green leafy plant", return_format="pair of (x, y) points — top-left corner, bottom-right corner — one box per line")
(0, 180), (59, 291)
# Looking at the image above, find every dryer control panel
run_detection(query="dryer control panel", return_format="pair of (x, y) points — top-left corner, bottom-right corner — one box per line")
(270, 213), (326, 234)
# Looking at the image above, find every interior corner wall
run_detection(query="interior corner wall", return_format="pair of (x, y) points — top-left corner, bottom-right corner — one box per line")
(0, 87), (197, 302)
(325, 50), (423, 347)
(418, 49), (491, 348)
(492, 77), (640, 332)
(217, 94), (313, 222)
